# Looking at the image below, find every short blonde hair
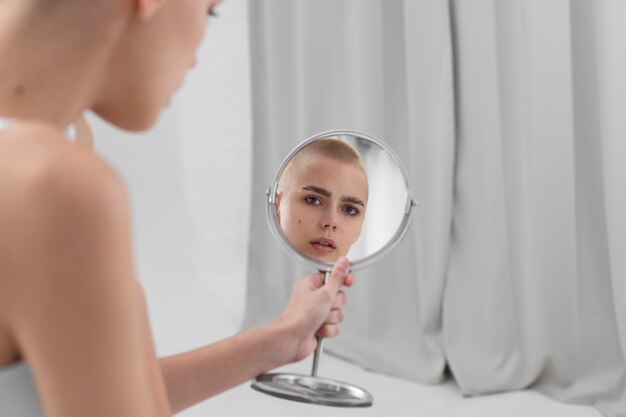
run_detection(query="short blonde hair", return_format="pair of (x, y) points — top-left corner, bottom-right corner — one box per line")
(279, 138), (367, 191)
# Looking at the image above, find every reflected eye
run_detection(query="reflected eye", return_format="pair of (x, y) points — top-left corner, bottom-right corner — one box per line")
(208, 6), (218, 17)
(305, 196), (322, 205)
(343, 206), (360, 216)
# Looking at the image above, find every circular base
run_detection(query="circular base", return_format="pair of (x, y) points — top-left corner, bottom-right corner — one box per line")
(251, 372), (373, 408)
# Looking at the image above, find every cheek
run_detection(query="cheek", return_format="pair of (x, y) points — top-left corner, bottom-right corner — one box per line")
(191, 19), (207, 50)
(348, 220), (364, 241)
(293, 203), (319, 223)
(280, 207), (306, 236)
(171, 4), (207, 68)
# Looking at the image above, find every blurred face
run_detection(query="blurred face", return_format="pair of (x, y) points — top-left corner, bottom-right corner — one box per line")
(94, 0), (220, 131)
(277, 156), (368, 263)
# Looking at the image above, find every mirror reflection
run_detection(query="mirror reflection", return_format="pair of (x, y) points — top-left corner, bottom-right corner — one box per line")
(271, 133), (410, 265)
(276, 138), (369, 262)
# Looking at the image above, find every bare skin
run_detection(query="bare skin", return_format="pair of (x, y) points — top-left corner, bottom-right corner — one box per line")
(0, 1), (353, 416)
(277, 156), (368, 262)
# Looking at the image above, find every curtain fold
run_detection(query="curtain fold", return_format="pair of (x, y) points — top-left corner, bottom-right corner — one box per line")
(445, 2), (626, 415)
(243, 1), (626, 415)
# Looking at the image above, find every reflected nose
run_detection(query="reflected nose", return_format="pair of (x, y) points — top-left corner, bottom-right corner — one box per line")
(321, 210), (339, 231)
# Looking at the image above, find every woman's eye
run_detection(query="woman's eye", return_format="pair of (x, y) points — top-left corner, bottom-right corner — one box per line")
(208, 7), (218, 17)
(305, 196), (321, 205)
(343, 206), (359, 216)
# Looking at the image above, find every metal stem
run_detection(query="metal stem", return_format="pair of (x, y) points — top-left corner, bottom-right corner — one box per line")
(311, 337), (324, 376)
(310, 270), (331, 377)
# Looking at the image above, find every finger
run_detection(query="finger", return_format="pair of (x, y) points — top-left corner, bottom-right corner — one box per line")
(331, 291), (347, 310)
(344, 273), (355, 287)
(307, 272), (326, 289)
(325, 256), (351, 295)
(316, 324), (341, 338)
(324, 308), (345, 325)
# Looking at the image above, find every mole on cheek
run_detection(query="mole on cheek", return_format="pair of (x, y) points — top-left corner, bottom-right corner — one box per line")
(298, 220), (301, 224)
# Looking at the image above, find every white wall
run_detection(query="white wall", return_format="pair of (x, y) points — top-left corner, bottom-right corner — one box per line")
(87, 0), (252, 355)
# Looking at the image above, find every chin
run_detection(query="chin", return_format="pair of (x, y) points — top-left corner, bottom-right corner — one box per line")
(125, 115), (160, 132)
(316, 253), (340, 263)
(93, 105), (160, 133)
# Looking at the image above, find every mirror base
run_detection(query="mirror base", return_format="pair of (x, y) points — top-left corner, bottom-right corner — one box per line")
(251, 372), (373, 408)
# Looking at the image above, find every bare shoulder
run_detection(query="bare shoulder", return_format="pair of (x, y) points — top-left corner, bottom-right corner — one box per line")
(0, 123), (169, 416)
(0, 120), (132, 357)
(0, 120), (125, 209)
(0, 120), (130, 286)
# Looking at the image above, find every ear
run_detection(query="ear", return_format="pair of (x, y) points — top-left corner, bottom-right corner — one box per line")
(275, 192), (282, 218)
(135, 0), (167, 21)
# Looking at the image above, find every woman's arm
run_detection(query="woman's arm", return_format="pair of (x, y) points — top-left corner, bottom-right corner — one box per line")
(159, 322), (290, 413)
(160, 259), (353, 413)
(2, 122), (352, 416)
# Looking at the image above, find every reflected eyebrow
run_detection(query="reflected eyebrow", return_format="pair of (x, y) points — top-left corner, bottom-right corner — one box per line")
(342, 196), (366, 207)
(302, 185), (331, 198)
(302, 185), (366, 208)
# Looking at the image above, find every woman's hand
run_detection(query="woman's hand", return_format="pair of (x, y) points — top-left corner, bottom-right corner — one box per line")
(272, 256), (354, 363)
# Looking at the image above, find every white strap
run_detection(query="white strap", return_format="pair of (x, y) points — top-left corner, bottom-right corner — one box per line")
(0, 117), (76, 141)
(0, 117), (11, 133)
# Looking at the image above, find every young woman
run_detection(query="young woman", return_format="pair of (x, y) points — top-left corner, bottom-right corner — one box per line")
(276, 138), (369, 262)
(0, 1), (354, 416)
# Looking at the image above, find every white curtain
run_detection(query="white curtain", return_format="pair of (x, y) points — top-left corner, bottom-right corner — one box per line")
(242, 1), (626, 415)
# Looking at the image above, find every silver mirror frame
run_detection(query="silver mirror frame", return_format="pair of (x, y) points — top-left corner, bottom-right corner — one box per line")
(266, 129), (417, 272)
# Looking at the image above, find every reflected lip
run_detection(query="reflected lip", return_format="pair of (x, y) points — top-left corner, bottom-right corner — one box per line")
(310, 238), (336, 252)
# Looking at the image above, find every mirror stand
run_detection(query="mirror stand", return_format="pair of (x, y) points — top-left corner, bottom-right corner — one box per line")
(251, 270), (373, 407)
(251, 129), (417, 408)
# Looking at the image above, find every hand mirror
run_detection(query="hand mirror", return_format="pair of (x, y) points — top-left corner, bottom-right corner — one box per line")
(251, 129), (417, 407)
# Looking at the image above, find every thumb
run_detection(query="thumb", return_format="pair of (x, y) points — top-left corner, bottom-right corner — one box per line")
(325, 256), (351, 295)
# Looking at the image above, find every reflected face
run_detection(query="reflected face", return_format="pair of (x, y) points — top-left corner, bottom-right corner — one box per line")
(277, 156), (368, 262)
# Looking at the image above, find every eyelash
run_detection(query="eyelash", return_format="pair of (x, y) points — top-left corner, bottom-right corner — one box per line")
(305, 196), (322, 205)
(305, 197), (360, 216)
(343, 206), (359, 216)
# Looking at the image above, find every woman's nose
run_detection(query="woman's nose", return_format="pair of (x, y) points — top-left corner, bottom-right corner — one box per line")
(321, 211), (339, 230)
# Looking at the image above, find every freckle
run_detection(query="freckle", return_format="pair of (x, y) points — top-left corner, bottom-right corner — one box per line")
(14, 85), (25, 96)
(298, 220), (301, 224)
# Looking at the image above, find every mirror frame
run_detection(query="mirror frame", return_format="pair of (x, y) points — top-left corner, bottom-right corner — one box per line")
(266, 129), (417, 272)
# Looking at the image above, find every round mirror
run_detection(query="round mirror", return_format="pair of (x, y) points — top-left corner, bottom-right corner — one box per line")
(253, 129), (417, 408)
(266, 129), (416, 272)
